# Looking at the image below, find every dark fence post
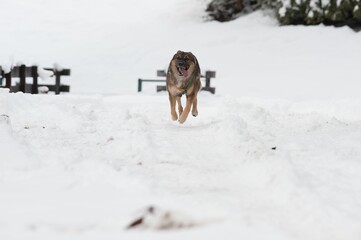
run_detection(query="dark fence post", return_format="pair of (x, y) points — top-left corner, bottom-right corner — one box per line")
(205, 71), (212, 88)
(138, 79), (142, 92)
(205, 77), (210, 88)
(19, 65), (26, 93)
(31, 66), (38, 94)
(55, 71), (60, 94)
(5, 72), (11, 89)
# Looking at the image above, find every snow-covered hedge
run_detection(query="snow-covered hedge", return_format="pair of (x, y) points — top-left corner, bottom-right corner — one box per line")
(277, 0), (361, 26)
(206, 0), (361, 29)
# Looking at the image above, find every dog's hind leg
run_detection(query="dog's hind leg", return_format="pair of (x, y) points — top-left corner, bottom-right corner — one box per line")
(178, 95), (195, 124)
(177, 97), (183, 116)
(192, 96), (198, 117)
(169, 94), (178, 121)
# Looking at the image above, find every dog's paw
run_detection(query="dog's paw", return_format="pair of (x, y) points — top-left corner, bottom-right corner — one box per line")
(171, 112), (178, 121)
(192, 108), (198, 117)
(178, 115), (187, 124)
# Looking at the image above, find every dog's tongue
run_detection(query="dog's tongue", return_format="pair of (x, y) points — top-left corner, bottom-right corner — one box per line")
(180, 68), (188, 77)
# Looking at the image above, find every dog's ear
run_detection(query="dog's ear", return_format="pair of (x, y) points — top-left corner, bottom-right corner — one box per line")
(173, 51), (181, 59)
(189, 52), (196, 61)
(188, 52), (196, 61)
(177, 50), (182, 54)
(190, 53), (200, 74)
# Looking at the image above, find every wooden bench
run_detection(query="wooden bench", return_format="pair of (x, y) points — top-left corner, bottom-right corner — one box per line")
(138, 70), (216, 94)
(0, 65), (71, 94)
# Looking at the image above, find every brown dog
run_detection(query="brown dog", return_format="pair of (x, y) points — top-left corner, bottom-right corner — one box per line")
(166, 51), (201, 124)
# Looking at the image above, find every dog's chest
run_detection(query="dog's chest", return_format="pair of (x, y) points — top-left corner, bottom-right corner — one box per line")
(168, 84), (194, 97)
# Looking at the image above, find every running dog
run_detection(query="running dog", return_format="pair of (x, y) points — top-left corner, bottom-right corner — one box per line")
(166, 51), (201, 124)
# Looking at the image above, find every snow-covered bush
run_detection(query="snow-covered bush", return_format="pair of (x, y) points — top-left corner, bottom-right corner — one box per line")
(277, 0), (361, 27)
(206, 0), (245, 22)
(206, 0), (260, 22)
(206, 0), (361, 29)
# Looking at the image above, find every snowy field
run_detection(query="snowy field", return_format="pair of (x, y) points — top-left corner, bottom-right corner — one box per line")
(1, 0), (361, 239)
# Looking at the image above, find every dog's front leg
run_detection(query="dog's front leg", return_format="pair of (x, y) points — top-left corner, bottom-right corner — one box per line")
(169, 94), (178, 121)
(177, 96), (183, 116)
(192, 95), (198, 117)
(178, 94), (194, 124)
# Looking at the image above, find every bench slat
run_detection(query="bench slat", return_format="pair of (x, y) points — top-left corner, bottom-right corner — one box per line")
(139, 70), (216, 94)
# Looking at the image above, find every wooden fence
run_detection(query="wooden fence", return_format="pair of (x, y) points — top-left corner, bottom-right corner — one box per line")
(0, 65), (70, 94)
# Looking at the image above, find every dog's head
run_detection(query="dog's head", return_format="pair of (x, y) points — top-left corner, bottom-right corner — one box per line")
(170, 51), (198, 78)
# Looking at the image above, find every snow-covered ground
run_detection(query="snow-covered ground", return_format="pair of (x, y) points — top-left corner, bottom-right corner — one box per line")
(1, 0), (361, 239)
(2, 91), (361, 240)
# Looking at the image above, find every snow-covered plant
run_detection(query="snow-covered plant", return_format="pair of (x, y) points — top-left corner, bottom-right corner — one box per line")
(206, 0), (260, 22)
(352, 1), (361, 19)
(206, 0), (242, 22)
(206, 0), (361, 28)
(306, 0), (324, 24)
(275, 0), (361, 27)
(277, 0), (313, 24)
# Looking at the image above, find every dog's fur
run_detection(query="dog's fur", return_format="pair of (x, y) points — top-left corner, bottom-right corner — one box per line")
(166, 51), (201, 124)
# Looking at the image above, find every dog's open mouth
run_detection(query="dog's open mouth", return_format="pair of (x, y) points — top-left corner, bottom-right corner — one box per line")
(177, 67), (189, 78)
